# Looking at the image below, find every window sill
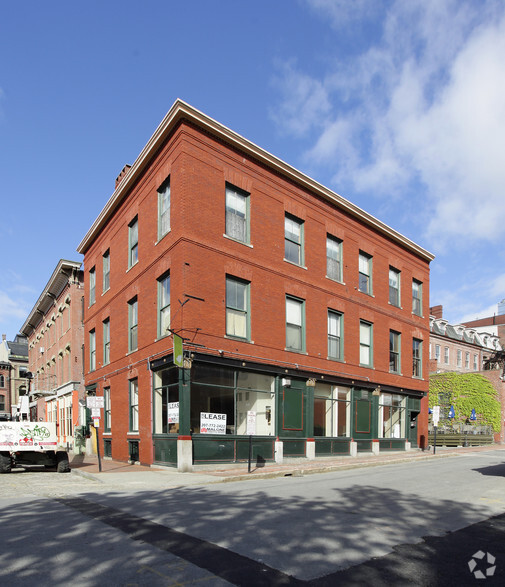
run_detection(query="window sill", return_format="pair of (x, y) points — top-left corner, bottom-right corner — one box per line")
(283, 259), (307, 269)
(101, 288), (110, 296)
(103, 432), (112, 436)
(126, 349), (138, 356)
(223, 234), (253, 248)
(155, 229), (172, 245)
(358, 290), (374, 297)
(326, 276), (345, 285)
(327, 357), (345, 363)
(126, 261), (139, 273)
(127, 432), (140, 437)
(224, 335), (253, 343)
(388, 302), (402, 309)
(284, 348), (308, 355)
(359, 364), (375, 369)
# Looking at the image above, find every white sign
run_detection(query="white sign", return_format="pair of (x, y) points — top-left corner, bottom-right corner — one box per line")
(87, 396), (104, 409)
(432, 405), (440, 425)
(93, 418), (100, 428)
(91, 408), (101, 418)
(200, 412), (227, 435)
(246, 411), (256, 435)
(167, 402), (179, 424)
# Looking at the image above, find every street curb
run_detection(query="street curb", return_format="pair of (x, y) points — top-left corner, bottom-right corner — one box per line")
(215, 452), (456, 483)
(71, 468), (105, 484)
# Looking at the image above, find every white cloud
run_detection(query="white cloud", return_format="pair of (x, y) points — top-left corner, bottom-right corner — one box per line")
(270, 60), (331, 137)
(0, 291), (30, 323)
(275, 0), (505, 246)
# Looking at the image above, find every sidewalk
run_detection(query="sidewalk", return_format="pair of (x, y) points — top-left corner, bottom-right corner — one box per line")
(69, 444), (505, 489)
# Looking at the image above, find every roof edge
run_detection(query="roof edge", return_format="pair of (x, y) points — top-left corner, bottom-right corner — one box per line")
(77, 99), (434, 262)
(20, 259), (82, 337)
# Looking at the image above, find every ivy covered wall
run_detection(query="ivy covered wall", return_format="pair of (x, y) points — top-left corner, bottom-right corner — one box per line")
(429, 372), (501, 432)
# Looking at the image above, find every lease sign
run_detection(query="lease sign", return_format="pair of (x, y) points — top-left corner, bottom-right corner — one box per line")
(200, 412), (227, 434)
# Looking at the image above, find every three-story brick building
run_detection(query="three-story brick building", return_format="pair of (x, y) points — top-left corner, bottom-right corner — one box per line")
(77, 100), (433, 469)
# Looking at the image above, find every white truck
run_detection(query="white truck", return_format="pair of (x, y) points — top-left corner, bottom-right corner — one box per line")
(0, 421), (70, 473)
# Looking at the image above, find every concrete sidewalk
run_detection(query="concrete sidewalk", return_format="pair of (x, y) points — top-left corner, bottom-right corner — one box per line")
(69, 444), (505, 489)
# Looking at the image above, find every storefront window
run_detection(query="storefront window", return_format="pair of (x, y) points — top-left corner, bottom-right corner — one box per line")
(190, 365), (275, 435)
(236, 372), (275, 435)
(153, 367), (179, 434)
(313, 383), (350, 437)
(379, 393), (406, 438)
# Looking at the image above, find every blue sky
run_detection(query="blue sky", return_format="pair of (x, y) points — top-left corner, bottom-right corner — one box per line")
(1, 0), (505, 340)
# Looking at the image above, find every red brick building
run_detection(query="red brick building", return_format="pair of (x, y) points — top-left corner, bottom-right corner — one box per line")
(20, 260), (85, 447)
(77, 100), (433, 469)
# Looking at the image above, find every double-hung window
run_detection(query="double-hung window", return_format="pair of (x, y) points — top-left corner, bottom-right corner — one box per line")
(103, 250), (110, 293)
(444, 347), (449, 364)
(358, 252), (372, 294)
(225, 184), (249, 243)
(129, 378), (138, 432)
(157, 273), (170, 338)
(413, 338), (422, 378)
(328, 310), (343, 360)
(103, 318), (110, 365)
(389, 330), (401, 373)
(158, 179), (171, 240)
(435, 344), (441, 362)
(128, 297), (138, 352)
(226, 276), (250, 340)
(465, 352), (470, 369)
(359, 321), (372, 366)
(284, 214), (304, 266)
(389, 267), (400, 306)
(412, 279), (422, 316)
(104, 387), (111, 432)
(286, 296), (305, 352)
(89, 329), (96, 372)
(326, 236), (342, 282)
(457, 349), (462, 368)
(89, 268), (96, 306)
(128, 217), (138, 268)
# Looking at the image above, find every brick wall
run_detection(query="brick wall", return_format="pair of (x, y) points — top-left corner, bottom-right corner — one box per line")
(82, 119), (431, 462)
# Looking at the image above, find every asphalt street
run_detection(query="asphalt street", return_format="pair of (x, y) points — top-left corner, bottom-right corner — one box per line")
(1, 449), (505, 586)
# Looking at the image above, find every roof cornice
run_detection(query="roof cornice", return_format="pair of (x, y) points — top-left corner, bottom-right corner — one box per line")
(77, 99), (434, 262)
(20, 259), (82, 337)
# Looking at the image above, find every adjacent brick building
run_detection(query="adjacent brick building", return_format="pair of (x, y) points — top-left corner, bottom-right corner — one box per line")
(0, 334), (29, 419)
(20, 259), (85, 447)
(77, 100), (434, 469)
(429, 305), (501, 374)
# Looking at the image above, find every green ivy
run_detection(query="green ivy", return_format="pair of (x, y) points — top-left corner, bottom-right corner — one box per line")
(429, 372), (501, 432)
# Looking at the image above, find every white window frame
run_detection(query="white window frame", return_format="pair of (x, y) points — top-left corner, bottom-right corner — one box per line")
(284, 214), (304, 266)
(128, 217), (138, 268)
(326, 235), (342, 282)
(358, 252), (372, 294)
(158, 179), (171, 240)
(157, 273), (171, 339)
(225, 184), (249, 244)
(226, 276), (250, 340)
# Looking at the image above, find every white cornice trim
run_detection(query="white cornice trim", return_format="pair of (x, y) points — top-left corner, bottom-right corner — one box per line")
(77, 99), (434, 262)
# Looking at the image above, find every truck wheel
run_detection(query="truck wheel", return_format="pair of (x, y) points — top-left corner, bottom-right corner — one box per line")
(0, 452), (11, 473)
(56, 452), (70, 473)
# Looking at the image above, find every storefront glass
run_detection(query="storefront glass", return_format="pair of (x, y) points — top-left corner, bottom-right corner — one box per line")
(379, 393), (406, 438)
(313, 383), (350, 437)
(153, 367), (179, 434)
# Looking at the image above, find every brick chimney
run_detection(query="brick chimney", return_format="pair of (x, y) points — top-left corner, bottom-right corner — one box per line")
(115, 164), (132, 189)
(430, 305), (443, 319)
